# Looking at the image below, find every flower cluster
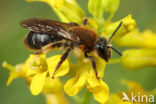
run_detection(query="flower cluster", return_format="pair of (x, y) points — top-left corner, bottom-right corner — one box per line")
(119, 30), (156, 69)
(3, 54), (69, 104)
(2, 0), (156, 104)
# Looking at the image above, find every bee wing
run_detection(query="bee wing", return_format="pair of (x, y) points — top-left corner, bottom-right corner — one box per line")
(20, 18), (80, 42)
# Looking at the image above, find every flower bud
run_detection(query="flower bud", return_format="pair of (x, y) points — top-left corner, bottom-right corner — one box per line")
(27, 0), (85, 23)
(105, 15), (136, 40)
(122, 49), (156, 69)
(88, 0), (120, 18)
(115, 29), (156, 48)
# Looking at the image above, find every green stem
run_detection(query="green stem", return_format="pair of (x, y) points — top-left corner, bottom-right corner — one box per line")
(105, 13), (114, 25)
(81, 90), (91, 104)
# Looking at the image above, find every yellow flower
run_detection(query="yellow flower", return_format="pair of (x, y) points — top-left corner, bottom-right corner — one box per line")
(3, 54), (69, 95)
(27, 0), (85, 23)
(24, 0), (138, 103)
(25, 54), (48, 76)
(64, 56), (109, 103)
(103, 15), (136, 40)
(122, 48), (156, 69)
(108, 21), (156, 70)
(3, 55), (69, 104)
(25, 54), (69, 95)
(114, 29), (156, 48)
(4, 0), (149, 103)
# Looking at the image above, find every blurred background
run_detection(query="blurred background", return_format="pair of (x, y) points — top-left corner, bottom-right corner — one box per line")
(0, 0), (156, 104)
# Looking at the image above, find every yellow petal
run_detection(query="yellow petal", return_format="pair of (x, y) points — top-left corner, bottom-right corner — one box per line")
(95, 57), (107, 77)
(64, 72), (87, 96)
(7, 72), (20, 86)
(43, 78), (62, 94)
(2, 62), (17, 86)
(122, 49), (156, 69)
(27, 0), (85, 23)
(88, 79), (109, 103)
(30, 72), (47, 95)
(2, 62), (25, 86)
(47, 55), (69, 78)
(77, 54), (106, 78)
(87, 70), (109, 104)
(92, 84), (109, 104)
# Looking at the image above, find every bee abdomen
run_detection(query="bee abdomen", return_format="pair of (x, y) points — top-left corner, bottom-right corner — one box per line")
(25, 31), (62, 49)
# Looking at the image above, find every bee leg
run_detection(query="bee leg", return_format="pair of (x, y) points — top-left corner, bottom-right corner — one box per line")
(52, 48), (71, 79)
(85, 52), (100, 79)
(34, 43), (63, 54)
(82, 17), (88, 26)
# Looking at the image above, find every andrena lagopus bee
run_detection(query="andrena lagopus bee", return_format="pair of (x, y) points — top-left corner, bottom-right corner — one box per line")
(21, 17), (123, 79)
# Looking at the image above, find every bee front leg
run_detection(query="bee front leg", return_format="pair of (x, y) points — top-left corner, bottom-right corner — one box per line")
(52, 48), (71, 79)
(84, 52), (99, 79)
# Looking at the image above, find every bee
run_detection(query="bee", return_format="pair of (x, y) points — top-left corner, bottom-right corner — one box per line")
(21, 17), (122, 79)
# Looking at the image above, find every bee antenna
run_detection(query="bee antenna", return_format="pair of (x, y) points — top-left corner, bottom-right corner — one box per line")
(108, 21), (123, 43)
(107, 46), (122, 56)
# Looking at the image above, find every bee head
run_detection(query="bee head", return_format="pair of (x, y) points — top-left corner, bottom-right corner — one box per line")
(95, 21), (123, 62)
(95, 37), (111, 62)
